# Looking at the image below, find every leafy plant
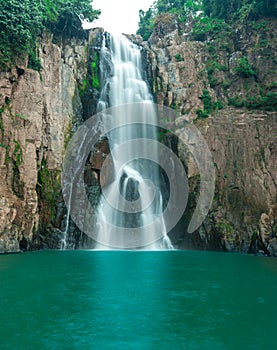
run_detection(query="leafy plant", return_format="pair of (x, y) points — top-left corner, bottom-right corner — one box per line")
(234, 57), (256, 78)
(79, 78), (88, 96)
(15, 113), (28, 120)
(137, 0), (191, 40)
(174, 53), (184, 62)
(137, 7), (155, 41)
(201, 89), (213, 113)
(196, 109), (209, 119)
(91, 52), (99, 89)
(13, 139), (22, 167)
(229, 92), (277, 111)
(28, 49), (42, 71)
(214, 100), (224, 110)
(0, 0), (101, 69)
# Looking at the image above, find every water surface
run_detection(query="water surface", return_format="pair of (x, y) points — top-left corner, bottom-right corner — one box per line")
(0, 250), (276, 349)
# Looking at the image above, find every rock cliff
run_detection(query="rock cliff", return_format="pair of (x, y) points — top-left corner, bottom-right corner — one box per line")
(0, 18), (276, 255)
(0, 30), (102, 253)
(136, 15), (277, 255)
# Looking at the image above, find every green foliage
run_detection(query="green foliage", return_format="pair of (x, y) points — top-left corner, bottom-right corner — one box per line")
(38, 157), (61, 221)
(13, 139), (22, 167)
(196, 109), (209, 119)
(44, 0), (101, 39)
(91, 52), (99, 89)
(15, 113), (28, 120)
(79, 78), (88, 96)
(0, 0), (100, 69)
(228, 96), (245, 108)
(214, 100), (224, 110)
(201, 89), (213, 113)
(234, 57), (256, 78)
(137, 7), (155, 41)
(138, 0), (276, 41)
(244, 92), (277, 111)
(206, 58), (228, 87)
(229, 92), (277, 111)
(28, 48), (43, 71)
(192, 17), (231, 41)
(174, 53), (184, 62)
(202, 0), (277, 22)
(197, 89), (224, 118)
(137, 0), (189, 40)
(216, 221), (234, 234)
(0, 0), (44, 68)
(0, 106), (4, 132)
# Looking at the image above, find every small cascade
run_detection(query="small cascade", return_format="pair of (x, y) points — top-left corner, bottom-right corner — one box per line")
(61, 125), (91, 249)
(60, 183), (72, 250)
(94, 32), (173, 250)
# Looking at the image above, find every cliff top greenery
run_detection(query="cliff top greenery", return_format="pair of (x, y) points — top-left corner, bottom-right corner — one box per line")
(137, 0), (277, 40)
(0, 0), (100, 70)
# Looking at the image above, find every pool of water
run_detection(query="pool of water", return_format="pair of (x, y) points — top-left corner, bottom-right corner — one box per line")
(0, 250), (276, 349)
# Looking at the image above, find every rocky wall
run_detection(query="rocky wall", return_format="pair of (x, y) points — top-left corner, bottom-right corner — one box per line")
(0, 29), (103, 253)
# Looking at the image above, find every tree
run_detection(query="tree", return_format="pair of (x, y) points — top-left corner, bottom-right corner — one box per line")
(137, 8), (155, 40)
(0, 0), (44, 66)
(202, 0), (277, 21)
(137, 0), (188, 40)
(0, 0), (100, 69)
(44, 0), (101, 38)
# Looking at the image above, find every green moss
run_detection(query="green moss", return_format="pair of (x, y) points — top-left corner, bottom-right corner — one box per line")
(78, 78), (88, 96)
(63, 120), (73, 152)
(13, 139), (22, 167)
(174, 53), (184, 62)
(27, 48), (42, 71)
(229, 92), (277, 111)
(228, 96), (245, 108)
(196, 109), (209, 119)
(216, 221), (234, 235)
(0, 106), (4, 133)
(38, 158), (61, 222)
(234, 57), (256, 78)
(196, 90), (224, 118)
(91, 52), (100, 89)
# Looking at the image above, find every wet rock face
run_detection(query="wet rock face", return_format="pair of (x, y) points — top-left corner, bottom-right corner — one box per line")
(198, 110), (276, 253)
(0, 20), (276, 254)
(89, 137), (115, 188)
(0, 29), (103, 253)
(140, 19), (277, 254)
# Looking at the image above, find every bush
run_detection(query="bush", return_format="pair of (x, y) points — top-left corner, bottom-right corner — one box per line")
(174, 53), (184, 62)
(0, 0), (44, 68)
(234, 57), (256, 78)
(201, 89), (213, 113)
(0, 0), (101, 69)
(196, 109), (210, 119)
(228, 92), (277, 111)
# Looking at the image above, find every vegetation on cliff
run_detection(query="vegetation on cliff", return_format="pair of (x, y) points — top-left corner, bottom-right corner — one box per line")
(138, 0), (277, 40)
(0, 0), (100, 70)
(138, 1), (277, 112)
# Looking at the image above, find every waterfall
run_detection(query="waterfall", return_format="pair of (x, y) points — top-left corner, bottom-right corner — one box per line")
(94, 33), (173, 250)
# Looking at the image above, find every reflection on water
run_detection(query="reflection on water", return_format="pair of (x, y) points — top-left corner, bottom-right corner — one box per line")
(0, 251), (276, 349)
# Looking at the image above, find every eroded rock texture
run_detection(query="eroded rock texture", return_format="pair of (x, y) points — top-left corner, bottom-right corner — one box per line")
(138, 15), (277, 254)
(0, 30), (103, 252)
(0, 19), (276, 254)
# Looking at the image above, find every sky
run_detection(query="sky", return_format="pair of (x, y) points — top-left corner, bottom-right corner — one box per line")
(85, 0), (154, 34)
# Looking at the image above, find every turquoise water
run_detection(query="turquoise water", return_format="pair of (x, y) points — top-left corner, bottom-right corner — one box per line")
(0, 251), (276, 349)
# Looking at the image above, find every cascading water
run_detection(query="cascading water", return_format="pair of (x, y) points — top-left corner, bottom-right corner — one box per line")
(95, 33), (173, 250)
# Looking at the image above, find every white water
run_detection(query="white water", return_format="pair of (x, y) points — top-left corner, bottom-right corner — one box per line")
(95, 33), (173, 250)
(60, 183), (72, 249)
